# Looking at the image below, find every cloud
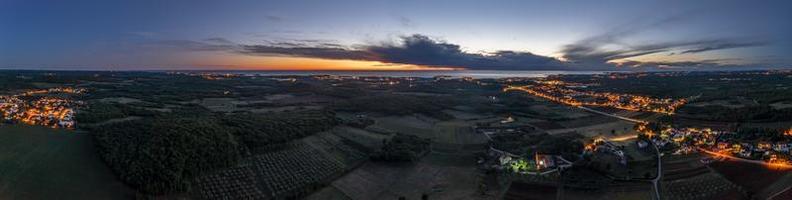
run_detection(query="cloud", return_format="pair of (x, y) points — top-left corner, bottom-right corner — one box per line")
(151, 32), (769, 71)
(679, 40), (766, 54)
(265, 15), (283, 22)
(204, 37), (235, 44)
(614, 59), (750, 70)
(240, 34), (572, 70)
(398, 16), (414, 27)
(559, 14), (770, 68)
(242, 45), (376, 61)
(562, 39), (767, 66)
(152, 40), (237, 51)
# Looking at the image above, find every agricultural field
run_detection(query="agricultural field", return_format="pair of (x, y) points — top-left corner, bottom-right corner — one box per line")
(662, 173), (743, 200)
(193, 165), (267, 199)
(370, 115), (437, 138)
(431, 120), (489, 153)
(370, 115), (489, 153)
(549, 120), (636, 137)
(192, 126), (370, 199)
(194, 139), (363, 199)
(321, 152), (492, 200)
(332, 126), (390, 150)
(661, 154), (744, 200)
(0, 125), (135, 199)
(561, 182), (654, 200)
(758, 173), (792, 200)
(709, 159), (791, 195)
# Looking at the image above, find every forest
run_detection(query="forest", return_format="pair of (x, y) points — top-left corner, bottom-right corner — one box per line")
(88, 109), (338, 194)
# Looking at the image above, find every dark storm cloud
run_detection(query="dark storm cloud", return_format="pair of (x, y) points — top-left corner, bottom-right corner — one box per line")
(240, 34), (570, 70)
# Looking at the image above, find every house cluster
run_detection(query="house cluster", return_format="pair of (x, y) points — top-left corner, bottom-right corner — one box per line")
(0, 88), (83, 129)
(645, 126), (792, 165)
(712, 138), (792, 164)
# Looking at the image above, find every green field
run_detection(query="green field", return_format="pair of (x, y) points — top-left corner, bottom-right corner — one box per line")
(0, 125), (134, 199)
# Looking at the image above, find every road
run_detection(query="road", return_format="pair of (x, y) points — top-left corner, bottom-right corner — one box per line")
(697, 147), (792, 169)
(651, 142), (662, 200)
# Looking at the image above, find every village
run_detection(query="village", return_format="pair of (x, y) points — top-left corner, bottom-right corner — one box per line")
(0, 87), (84, 129)
(504, 80), (686, 115)
(644, 125), (792, 167)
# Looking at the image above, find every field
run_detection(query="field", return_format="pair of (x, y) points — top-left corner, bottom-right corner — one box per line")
(332, 126), (390, 150)
(550, 119), (636, 137)
(370, 116), (489, 153)
(661, 154), (743, 200)
(0, 125), (135, 199)
(371, 115), (436, 138)
(193, 132), (367, 199)
(561, 182), (654, 200)
(709, 159), (790, 195)
(662, 173), (743, 200)
(317, 152), (495, 200)
(759, 173), (792, 200)
(431, 120), (489, 153)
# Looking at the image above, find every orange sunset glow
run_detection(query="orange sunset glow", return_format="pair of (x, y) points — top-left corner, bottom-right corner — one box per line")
(185, 54), (462, 71)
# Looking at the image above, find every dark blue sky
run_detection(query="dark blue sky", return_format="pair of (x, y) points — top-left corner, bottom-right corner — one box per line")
(1, 0), (791, 70)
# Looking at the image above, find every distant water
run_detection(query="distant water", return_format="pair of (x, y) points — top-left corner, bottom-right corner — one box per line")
(225, 70), (618, 79)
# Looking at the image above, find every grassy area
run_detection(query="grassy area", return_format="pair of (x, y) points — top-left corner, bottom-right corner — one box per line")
(0, 125), (134, 199)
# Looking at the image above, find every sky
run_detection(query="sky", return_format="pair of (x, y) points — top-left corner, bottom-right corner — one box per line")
(1, 0), (791, 71)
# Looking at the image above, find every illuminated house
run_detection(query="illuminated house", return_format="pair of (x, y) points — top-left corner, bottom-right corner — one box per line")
(534, 153), (557, 170)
